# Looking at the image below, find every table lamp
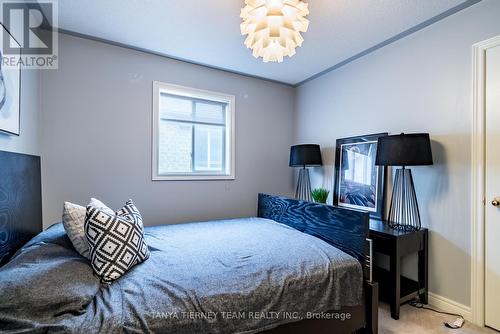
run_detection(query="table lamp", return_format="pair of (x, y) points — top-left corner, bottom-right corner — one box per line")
(375, 133), (433, 231)
(289, 144), (323, 201)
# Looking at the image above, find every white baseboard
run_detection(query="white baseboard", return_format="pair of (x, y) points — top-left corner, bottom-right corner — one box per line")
(428, 292), (472, 322)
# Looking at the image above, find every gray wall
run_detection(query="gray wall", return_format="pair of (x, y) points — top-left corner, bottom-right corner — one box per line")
(41, 34), (294, 228)
(294, 0), (500, 307)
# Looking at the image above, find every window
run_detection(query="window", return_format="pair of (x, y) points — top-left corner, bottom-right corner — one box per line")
(344, 149), (373, 186)
(152, 81), (235, 180)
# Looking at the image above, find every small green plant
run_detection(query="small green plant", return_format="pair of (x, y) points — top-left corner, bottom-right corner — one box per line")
(311, 188), (330, 204)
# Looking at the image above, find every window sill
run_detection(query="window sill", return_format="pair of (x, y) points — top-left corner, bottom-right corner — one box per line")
(152, 174), (235, 181)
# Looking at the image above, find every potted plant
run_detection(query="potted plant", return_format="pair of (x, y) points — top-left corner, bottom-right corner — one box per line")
(311, 188), (330, 204)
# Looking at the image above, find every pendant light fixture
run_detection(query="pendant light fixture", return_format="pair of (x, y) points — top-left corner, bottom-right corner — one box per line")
(240, 0), (309, 63)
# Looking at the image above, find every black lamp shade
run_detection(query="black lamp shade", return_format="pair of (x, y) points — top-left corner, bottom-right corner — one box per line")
(375, 133), (433, 166)
(289, 144), (323, 167)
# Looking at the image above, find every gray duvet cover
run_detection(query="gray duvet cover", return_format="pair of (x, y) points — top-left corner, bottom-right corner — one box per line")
(0, 218), (362, 334)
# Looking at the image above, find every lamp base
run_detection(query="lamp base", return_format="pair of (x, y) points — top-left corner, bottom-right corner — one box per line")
(295, 167), (312, 202)
(388, 167), (421, 231)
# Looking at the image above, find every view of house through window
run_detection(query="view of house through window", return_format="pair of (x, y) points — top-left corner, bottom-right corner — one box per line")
(153, 82), (234, 180)
(344, 146), (373, 186)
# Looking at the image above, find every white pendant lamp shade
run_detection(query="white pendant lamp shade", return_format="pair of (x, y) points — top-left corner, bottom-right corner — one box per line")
(240, 0), (309, 63)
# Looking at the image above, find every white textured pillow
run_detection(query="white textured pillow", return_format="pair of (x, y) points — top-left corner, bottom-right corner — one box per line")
(62, 198), (114, 259)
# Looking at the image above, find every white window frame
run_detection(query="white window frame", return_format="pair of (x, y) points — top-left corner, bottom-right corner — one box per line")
(152, 81), (235, 181)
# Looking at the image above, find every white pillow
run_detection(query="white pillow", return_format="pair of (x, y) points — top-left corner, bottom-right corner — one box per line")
(62, 198), (114, 259)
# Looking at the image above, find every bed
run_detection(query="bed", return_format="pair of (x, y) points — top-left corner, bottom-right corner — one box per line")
(0, 151), (378, 333)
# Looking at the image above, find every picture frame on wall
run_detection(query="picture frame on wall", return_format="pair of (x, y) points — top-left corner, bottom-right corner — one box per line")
(0, 23), (21, 136)
(333, 133), (388, 220)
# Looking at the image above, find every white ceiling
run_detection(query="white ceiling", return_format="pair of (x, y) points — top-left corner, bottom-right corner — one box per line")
(54, 0), (472, 85)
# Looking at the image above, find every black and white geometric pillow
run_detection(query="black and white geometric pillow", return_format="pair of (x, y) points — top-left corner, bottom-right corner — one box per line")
(85, 200), (150, 283)
(116, 200), (145, 234)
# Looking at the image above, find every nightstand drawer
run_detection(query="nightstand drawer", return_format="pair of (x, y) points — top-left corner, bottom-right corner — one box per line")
(370, 233), (393, 255)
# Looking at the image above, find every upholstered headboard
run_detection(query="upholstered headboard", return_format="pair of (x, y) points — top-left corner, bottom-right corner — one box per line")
(0, 150), (42, 266)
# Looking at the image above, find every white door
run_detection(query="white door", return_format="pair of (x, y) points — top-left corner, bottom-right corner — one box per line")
(485, 44), (500, 332)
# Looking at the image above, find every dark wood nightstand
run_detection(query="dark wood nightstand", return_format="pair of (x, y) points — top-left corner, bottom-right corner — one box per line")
(369, 219), (428, 320)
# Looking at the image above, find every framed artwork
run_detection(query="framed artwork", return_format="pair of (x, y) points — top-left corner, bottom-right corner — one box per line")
(333, 133), (387, 220)
(0, 23), (21, 136)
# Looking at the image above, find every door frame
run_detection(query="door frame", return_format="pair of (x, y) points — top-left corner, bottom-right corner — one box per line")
(471, 35), (500, 326)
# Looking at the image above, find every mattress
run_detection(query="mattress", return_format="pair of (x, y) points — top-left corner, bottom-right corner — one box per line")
(0, 217), (363, 333)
